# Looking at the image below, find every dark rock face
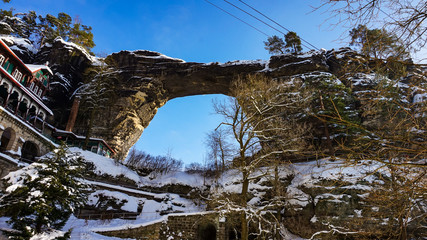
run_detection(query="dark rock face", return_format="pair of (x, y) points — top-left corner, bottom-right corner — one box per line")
(1, 37), (35, 63)
(35, 38), (95, 128)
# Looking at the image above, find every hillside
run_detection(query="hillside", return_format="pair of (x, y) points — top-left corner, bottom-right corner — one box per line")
(1, 147), (425, 239)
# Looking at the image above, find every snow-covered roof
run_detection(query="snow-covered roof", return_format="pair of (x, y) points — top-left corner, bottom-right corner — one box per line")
(53, 130), (116, 154)
(26, 64), (53, 76)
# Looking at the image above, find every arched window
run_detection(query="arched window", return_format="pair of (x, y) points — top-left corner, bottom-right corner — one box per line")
(0, 83), (9, 105)
(12, 69), (22, 81)
(21, 141), (39, 162)
(6, 91), (19, 111)
(27, 105), (37, 122)
(17, 98), (29, 118)
(0, 127), (16, 152)
(29, 82), (34, 90)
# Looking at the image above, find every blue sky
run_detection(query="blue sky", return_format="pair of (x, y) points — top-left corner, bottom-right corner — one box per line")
(0, 0), (376, 165)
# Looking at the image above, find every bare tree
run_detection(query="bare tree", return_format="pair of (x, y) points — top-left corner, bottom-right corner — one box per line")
(205, 127), (232, 176)
(316, 0), (427, 51)
(212, 74), (312, 240)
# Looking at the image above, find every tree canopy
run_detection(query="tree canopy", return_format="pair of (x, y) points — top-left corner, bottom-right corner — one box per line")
(349, 24), (410, 60)
(317, 0), (427, 51)
(0, 9), (95, 51)
(0, 145), (89, 239)
(264, 31), (303, 55)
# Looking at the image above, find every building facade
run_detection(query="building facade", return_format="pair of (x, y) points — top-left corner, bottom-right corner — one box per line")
(0, 38), (115, 162)
(0, 39), (55, 162)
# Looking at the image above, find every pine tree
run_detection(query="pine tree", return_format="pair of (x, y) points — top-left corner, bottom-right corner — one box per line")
(264, 35), (285, 55)
(264, 32), (303, 55)
(349, 24), (410, 60)
(284, 31), (302, 53)
(0, 10), (95, 51)
(69, 21), (95, 52)
(0, 144), (89, 239)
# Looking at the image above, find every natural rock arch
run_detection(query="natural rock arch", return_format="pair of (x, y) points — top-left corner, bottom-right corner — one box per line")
(36, 39), (372, 159)
(63, 49), (338, 159)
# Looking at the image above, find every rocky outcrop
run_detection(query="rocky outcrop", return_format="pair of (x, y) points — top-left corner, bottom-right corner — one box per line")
(1, 36), (36, 63)
(35, 38), (96, 128)
(7, 37), (420, 159)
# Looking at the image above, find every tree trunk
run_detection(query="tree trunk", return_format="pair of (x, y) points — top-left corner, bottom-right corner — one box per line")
(83, 108), (96, 150)
(319, 95), (334, 156)
(274, 164), (282, 240)
(241, 171), (249, 240)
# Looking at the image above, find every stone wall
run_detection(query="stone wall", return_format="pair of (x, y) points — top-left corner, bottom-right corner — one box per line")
(0, 107), (53, 156)
(0, 107), (55, 190)
(98, 212), (228, 240)
(0, 156), (19, 190)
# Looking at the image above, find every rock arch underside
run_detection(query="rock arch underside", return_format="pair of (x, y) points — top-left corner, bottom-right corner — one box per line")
(20, 38), (424, 159)
(81, 49), (331, 159)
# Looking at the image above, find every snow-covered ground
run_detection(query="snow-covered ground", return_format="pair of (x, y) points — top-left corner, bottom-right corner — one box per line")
(0, 148), (209, 239)
(71, 147), (209, 188)
(1, 147), (423, 239)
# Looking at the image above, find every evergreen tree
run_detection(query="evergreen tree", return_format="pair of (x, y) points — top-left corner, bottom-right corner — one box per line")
(0, 144), (89, 239)
(264, 35), (285, 55)
(0, 9), (95, 51)
(69, 21), (95, 51)
(264, 32), (303, 55)
(350, 24), (410, 60)
(19, 11), (37, 39)
(284, 31), (302, 53)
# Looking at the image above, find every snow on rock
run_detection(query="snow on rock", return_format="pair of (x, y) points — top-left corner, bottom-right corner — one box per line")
(413, 92), (427, 103)
(88, 190), (142, 212)
(69, 147), (141, 183)
(29, 229), (68, 240)
(214, 158), (383, 210)
(53, 37), (100, 65)
(140, 171), (207, 188)
(348, 73), (377, 87)
(117, 50), (185, 63)
(221, 59), (267, 67)
(0, 35), (37, 54)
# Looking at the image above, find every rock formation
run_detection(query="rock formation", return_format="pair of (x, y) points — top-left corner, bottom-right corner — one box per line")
(13, 38), (423, 159)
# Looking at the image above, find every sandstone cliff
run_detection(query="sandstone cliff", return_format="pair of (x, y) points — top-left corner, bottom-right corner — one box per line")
(8, 37), (424, 159)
